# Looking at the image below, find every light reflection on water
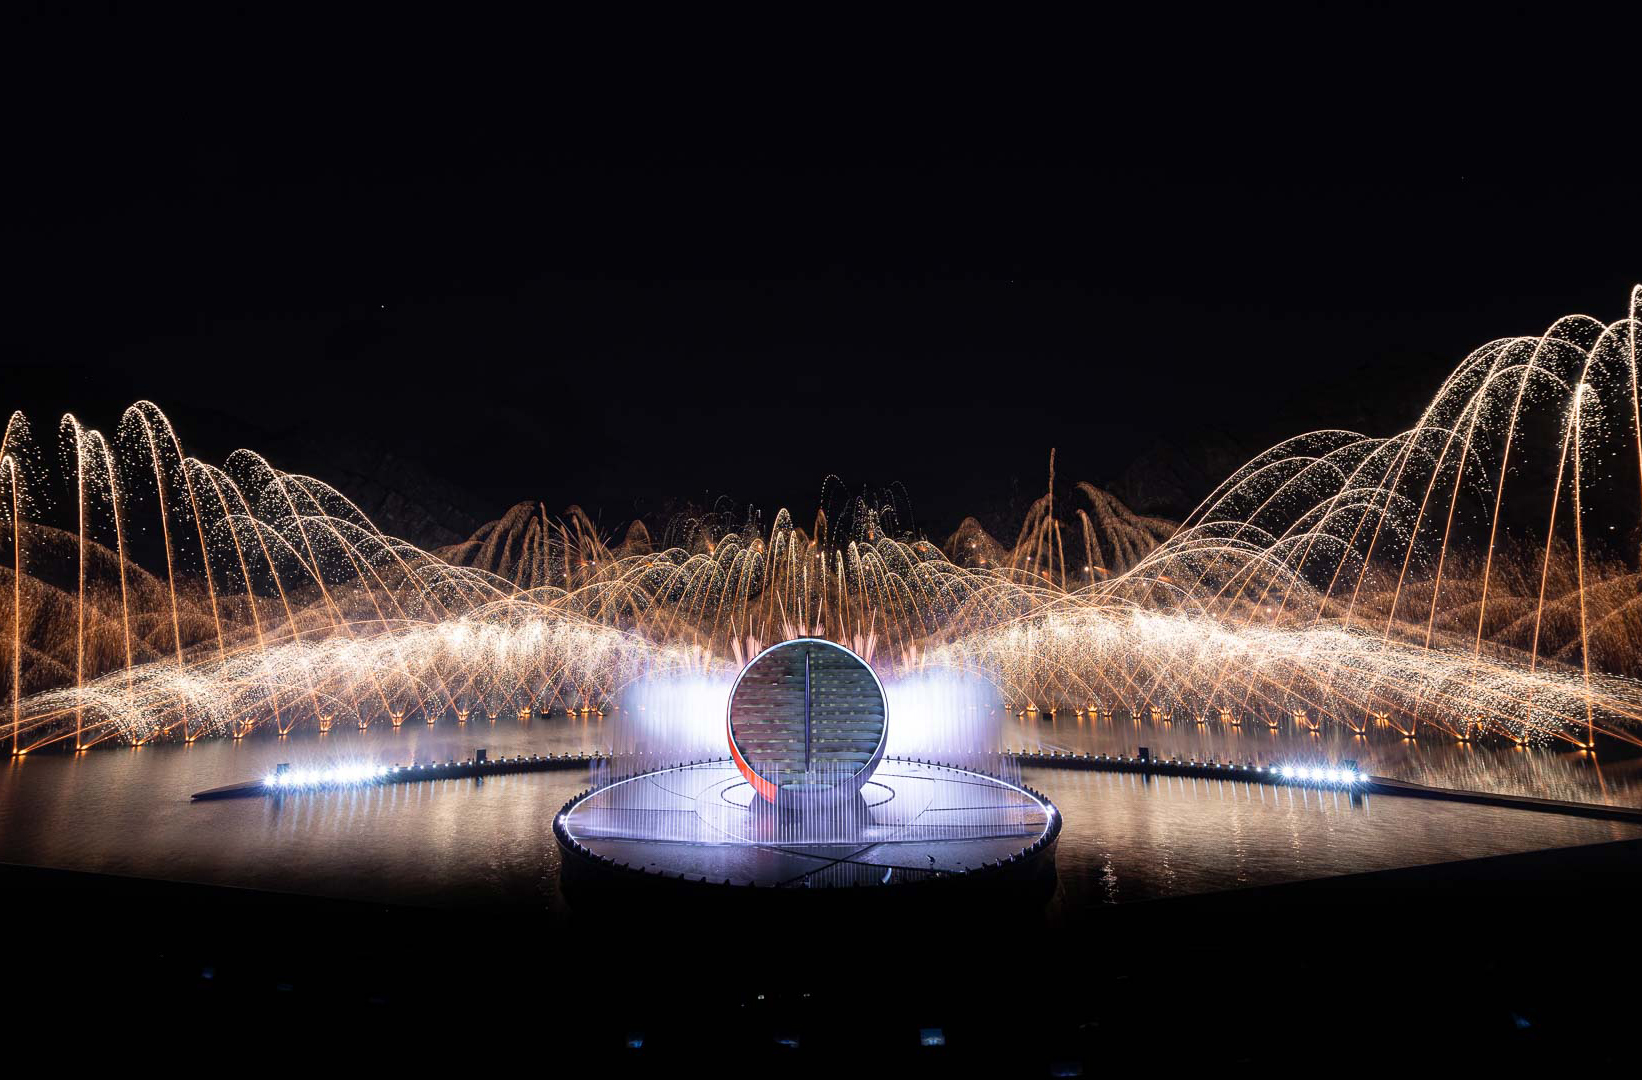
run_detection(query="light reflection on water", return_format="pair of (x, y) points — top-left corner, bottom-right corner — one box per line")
(0, 719), (592, 908)
(0, 708), (1637, 910)
(1029, 767), (1641, 912)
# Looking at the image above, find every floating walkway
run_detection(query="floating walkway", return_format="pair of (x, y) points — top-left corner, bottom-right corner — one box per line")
(1006, 749), (1642, 825)
(190, 746), (1642, 826)
(190, 752), (611, 801)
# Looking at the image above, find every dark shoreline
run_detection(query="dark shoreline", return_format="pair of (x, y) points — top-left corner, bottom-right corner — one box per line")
(4, 838), (1637, 1069)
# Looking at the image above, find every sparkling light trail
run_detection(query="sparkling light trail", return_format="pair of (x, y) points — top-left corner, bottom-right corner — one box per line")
(0, 287), (1637, 755)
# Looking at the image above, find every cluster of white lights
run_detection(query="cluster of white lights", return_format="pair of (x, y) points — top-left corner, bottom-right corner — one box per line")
(1016, 751), (1374, 788)
(1276, 765), (1367, 785)
(264, 763), (388, 789)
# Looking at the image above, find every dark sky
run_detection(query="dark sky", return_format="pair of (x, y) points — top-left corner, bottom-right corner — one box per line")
(10, 14), (1639, 544)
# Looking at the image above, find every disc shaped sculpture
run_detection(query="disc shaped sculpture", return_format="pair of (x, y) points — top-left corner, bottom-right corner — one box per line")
(726, 638), (888, 807)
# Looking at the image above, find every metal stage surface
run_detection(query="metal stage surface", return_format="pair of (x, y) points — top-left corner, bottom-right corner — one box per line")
(558, 758), (1056, 888)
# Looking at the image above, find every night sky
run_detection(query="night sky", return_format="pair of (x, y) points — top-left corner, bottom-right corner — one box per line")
(11, 17), (1638, 545)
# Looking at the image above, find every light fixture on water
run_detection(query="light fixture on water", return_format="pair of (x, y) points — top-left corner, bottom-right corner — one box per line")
(1275, 762), (1364, 786)
(264, 763), (388, 790)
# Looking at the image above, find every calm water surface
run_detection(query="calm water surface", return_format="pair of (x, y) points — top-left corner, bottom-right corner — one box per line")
(1033, 766), (1639, 913)
(2, 711), (1637, 912)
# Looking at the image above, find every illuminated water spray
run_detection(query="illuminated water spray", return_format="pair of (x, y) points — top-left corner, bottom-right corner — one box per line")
(0, 287), (1636, 756)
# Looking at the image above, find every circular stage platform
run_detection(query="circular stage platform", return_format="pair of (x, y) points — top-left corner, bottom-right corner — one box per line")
(554, 758), (1059, 890)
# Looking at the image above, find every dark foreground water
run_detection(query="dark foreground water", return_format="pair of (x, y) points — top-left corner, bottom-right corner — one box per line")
(2, 711), (1638, 915)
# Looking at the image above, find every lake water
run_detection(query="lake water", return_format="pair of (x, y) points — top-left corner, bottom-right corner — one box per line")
(2, 710), (1637, 915)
